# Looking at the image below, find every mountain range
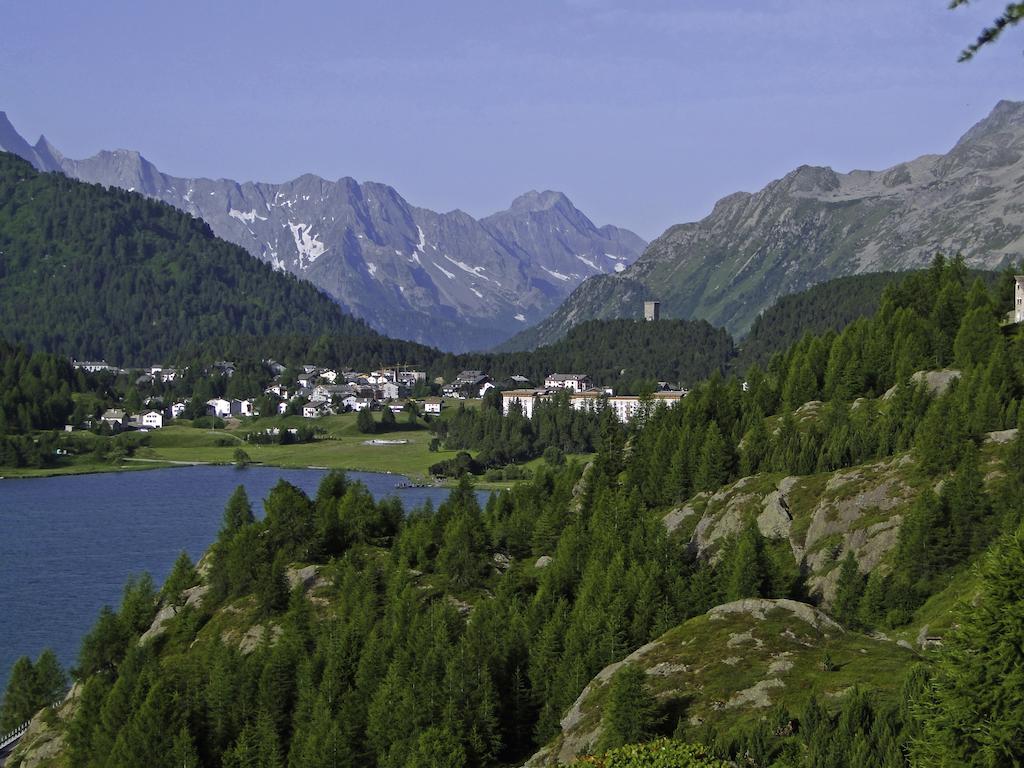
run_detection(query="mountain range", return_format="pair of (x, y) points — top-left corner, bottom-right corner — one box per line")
(0, 113), (645, 352)
(498, 99), (1024, 351)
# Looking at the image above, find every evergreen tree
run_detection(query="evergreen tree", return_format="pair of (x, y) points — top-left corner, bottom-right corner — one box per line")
(911, 520), (1024, 766)
(357, 408), (376, 434)
(0, 656), (38, 731)
(833, 552), (866, 628)
(598, 664), (662, 752)
(161, 550), (199, 606)
(222, 486), (255, 537)
(695, 421), (728, 492)
(722, 524), (768, 601)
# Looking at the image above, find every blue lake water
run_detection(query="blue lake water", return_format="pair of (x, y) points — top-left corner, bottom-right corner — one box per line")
(0, 466), (488, 695)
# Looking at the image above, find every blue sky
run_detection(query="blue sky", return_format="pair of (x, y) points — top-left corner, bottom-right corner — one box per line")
(2, 0), (1022, 238)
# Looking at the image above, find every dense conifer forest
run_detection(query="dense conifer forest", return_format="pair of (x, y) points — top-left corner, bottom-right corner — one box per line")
(0, 152), (372, 365)
(5, 255), (1023, 767)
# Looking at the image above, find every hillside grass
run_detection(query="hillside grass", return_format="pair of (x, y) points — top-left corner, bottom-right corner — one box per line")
(1, 404), (574, 488)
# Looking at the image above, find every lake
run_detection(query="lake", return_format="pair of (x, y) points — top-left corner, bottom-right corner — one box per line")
(0, 466), (489, 696)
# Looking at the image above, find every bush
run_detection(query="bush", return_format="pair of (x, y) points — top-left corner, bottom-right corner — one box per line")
(429, 451), (483, 478)
(357, 408), (376, 434)
(191, 416), (225, 430)
(576, 739), (730, 767)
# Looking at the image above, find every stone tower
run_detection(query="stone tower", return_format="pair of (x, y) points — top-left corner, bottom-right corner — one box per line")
(644, 300), (660, 322)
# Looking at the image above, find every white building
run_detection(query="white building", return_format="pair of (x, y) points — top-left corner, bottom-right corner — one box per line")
(423, 397), (444, 415)
(170, 402), (187, 419)
(141, 410), (164, 429)
(101, 408), (127, 429)
(1015, 275), (1024, 323)
(74, 360), (118, 374)
(544, 373), (592, 393)
(501, 390), (545, 419)
(206, 398), (232, 418)
(303, 403), (329, 418)
(502, 388), (686, 423)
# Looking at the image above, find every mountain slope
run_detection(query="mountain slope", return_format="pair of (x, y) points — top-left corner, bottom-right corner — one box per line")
(504, 99), (1024, 349)
(0, 151), (378, 365)
(0, 113), (645, 352)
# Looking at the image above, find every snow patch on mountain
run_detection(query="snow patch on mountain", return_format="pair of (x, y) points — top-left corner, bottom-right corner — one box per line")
(288, 222), (327, 269)
(433, 261), (456, 279)
(230, 208), (267, 224)
(444, 254), (491, 281)
(543, 266), (571, 282)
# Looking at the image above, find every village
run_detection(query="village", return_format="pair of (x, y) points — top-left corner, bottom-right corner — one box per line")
(70, 358), (690, 434)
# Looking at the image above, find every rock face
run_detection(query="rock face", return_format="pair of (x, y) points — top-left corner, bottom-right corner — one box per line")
(682, 455), (919, 607)
(139, 584), (209, 644)
(524, 598), (915, 766)
(503, 100), (1024, 349)
(0, 113), (645, 351)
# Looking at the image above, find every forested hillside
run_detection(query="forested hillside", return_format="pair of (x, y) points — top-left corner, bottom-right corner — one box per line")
(0, 152), (372, 365)
(7, 255), (1024, 768)
(180, 317), (734, 391)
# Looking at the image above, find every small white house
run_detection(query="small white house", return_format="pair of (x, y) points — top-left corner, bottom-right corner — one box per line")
(170, 402), (188, 419)
(206, 398), (232, 418)
(277, 401), (289, 415)
(303, 403), (328, 419)
(379, 382), (400, 401)
(101, 408), (127, 429)
(423, 397), (443, 415)
(141, 410), (164, 429)
(544, 373), (592, 392)
(231, 399), (255, 417)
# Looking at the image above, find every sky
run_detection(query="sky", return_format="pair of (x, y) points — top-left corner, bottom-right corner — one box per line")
(2, 0), (1023, 240)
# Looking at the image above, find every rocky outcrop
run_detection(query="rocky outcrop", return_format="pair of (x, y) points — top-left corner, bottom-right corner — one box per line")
(139, 584), (209, 644)
(523, 598), (914, 766)
(883, 369), (962, 400)
(685, 455), (918, 608)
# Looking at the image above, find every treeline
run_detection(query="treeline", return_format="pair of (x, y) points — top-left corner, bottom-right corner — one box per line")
(0, 339), (107, 467)
(0, 339), (82, 434)
(460, 318), (736, 390)
(0, 152), (368, 365)
(431, 390), (613, 467)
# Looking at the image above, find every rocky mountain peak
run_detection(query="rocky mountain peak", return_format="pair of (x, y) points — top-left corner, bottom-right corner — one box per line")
(0, 111), (645, 351)
(779, 164), (841, 196)
(508, 189), (574, 214)
(953, 99), (1024, 148)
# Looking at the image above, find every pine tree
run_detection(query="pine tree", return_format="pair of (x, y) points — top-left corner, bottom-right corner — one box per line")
(0, 656), (38, 731)
(833, 552), (865, 628)
(222, 485), (255, 537)
(356, 408), (376, 434)
(695, 421), (728, 492)
(162, 550), (199, 606)
(597, 664), (662, 752)
(911, 520), (1024, 766)
(722, 524), (767, 601)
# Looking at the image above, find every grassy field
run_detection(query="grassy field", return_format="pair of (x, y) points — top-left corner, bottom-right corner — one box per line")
(1, 406), (583, 488)
(133, 411), (458, 479)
